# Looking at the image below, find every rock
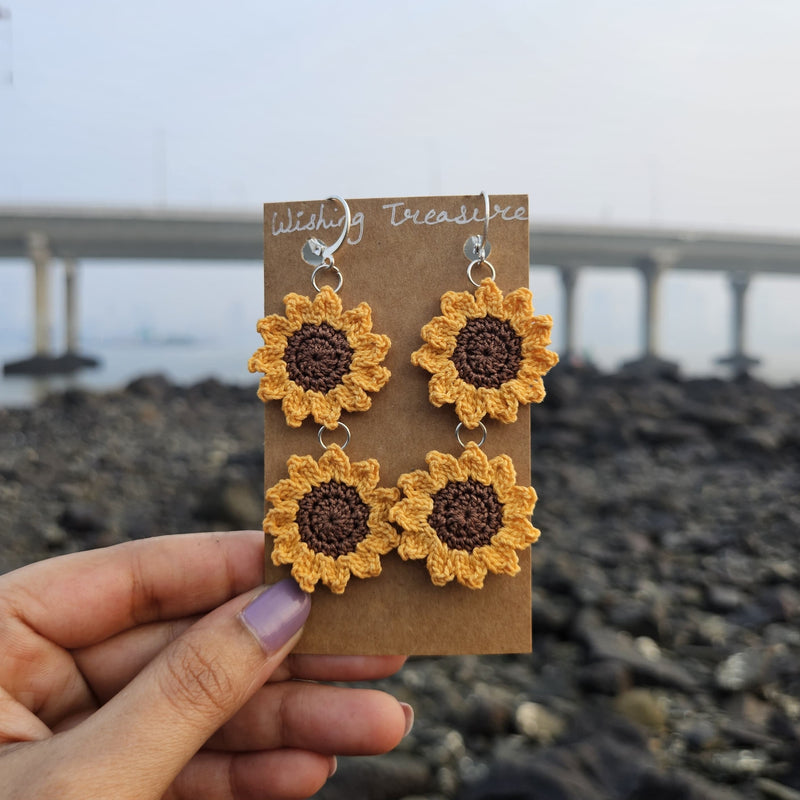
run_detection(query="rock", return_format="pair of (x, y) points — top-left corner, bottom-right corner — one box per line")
(614, 689), (666, 734)
(125, 373), (173, 399)
(757, 778), (800, 800)
(706, 584), (746, 613)
(460, 688), (516, 737)
(715, 647), (780, 692)
(631, 768), (747, 799)
(760, 585), (800, 623)
(607, 599), (668, 641)
(531, 590), (575, 634)
(514, 702), (566, 744)
(42, 524), (67, 549)
(460, 715), (652, 800)
(577, 659), (632, 696)
(575, 619), (697, 691)
(57, 502), (105, 534)
(195, 478), (263, 529)
(709, 748), (769, 778)
(315, 753), (433, 800)
(680, 718), (718, 752)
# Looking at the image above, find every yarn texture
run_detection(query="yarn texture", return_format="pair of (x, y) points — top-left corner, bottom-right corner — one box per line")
(390, 442), (539, 589)
(265, 444), (400, 594)
(249, 286), (391, 429)
(412, 278), (559, 428)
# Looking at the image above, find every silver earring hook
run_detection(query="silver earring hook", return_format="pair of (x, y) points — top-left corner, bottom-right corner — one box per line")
(302, 195), (351, 292)
(480, 190), (490, 259)
(464, 191), (495, 286)
(322, 195), (351, 262)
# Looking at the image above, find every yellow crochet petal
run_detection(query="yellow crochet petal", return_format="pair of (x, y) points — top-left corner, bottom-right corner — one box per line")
(479, 386), (520, 424)
(426, 543), (457, 586)
(344, 361), (391, 390)
(281, 384), (312, 427)
(249, 340), (287, 366)
(340, 302), (372, 333)
(474, 278), (505, 317)
(502, 285), (534, 322)
(454, 391), (484, 429)
(318, 558), (352, 595)
(459, 442), (492, 483)
(282, 293), (314, 326)
(440, 290), (478, 318)
(425, 449), (463, 486)
(518, 316), (555, 347)
(453, 550), (489, 589)
(256, 369), (291, 399)
(310, 286), (343, 323)
(308, 392), (342, 429)
(477, 542), (521, 578)
(420, 317), (463, 352)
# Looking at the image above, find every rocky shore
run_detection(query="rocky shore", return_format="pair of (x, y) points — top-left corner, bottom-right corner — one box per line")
(1, 367), (799, 799)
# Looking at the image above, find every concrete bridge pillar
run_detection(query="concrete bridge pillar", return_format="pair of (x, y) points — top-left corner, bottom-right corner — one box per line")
(29, 232), (52, 357)
(717, 270), (759, 376)
(622, 249), (680, 376)
(64, 257), (78, 354)
(3, 243), (99, 376)
(636, 253), (671, 358)
(558, 265), (579, 361)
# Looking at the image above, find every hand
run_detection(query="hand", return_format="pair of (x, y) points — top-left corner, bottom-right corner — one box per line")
(0, 531), (411, 799)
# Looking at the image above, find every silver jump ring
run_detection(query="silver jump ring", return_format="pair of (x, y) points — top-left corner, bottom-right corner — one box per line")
(311, 263), (343, 293)
(467, 258), (496, 287)
(455, 420), (487, 448)
(318, 422), (351, 450)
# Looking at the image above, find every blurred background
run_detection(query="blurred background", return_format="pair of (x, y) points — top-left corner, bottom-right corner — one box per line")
(1, 3), (800, 799)
(1, 0), (799, 404)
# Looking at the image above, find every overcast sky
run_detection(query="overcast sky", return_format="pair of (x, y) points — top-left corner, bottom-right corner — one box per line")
(2, 0), (799, 230)
(1, 1), (799, 384)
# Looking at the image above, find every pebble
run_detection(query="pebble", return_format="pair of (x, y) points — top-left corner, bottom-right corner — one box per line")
(514, 701), (566, 744)
(715, 647), (779, 692)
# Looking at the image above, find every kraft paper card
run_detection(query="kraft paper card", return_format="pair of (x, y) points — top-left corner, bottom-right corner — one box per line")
(260, 194), (534, 655)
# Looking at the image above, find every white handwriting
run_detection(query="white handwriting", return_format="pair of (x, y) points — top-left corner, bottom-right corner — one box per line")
(271, 204), (364, 246)
(382, 201), (527, 228)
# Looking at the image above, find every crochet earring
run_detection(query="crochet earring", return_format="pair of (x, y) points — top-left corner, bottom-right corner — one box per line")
(390, 192), (559, 589)
(250, 196), (399, 594)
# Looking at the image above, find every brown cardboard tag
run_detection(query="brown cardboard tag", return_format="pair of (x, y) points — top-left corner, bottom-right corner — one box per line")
(260, 194), (532, 655)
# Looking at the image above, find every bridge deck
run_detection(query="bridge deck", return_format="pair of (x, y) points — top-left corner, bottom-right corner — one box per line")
(1, 207), (799, 274)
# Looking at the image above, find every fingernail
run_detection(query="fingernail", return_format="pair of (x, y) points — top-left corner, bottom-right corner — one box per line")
(238, 579), (310, 654)
(400, 702), (414, 737)
(328, 756), (338, 777)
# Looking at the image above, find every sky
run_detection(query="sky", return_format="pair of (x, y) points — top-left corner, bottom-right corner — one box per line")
(0, 0), (799, 385)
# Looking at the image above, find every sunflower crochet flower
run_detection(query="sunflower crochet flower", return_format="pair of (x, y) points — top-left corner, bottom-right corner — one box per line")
(249, 287), (391, 429)
(390, 442), (539, 589)
(412, 278), (558, 428)
(265, 444), (400, 594)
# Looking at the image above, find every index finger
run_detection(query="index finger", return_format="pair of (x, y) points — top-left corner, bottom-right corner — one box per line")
(0, 531), (265, 649)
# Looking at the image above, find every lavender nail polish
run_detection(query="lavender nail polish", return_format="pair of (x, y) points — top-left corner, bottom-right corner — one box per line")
(238, 579), (310, 654)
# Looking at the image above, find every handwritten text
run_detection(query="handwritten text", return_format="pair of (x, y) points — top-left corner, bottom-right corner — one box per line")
(271, 203), (364, 246)
(382, 201), (527, 228)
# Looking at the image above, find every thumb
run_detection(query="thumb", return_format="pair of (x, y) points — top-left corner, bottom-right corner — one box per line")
(74, 578), (310, 799)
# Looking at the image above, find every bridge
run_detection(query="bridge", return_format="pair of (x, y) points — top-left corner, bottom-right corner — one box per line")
(2, 206), (800, 376)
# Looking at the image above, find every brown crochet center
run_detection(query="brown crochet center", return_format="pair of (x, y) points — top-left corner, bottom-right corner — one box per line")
(296, 481), (371, 557)
(451, 316), (522, 389)
(428, 478), (504, 552)
(284, 322), (353, 392)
